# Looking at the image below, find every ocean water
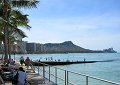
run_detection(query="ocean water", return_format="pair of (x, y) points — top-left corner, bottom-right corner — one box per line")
(11, 53), (120, 85)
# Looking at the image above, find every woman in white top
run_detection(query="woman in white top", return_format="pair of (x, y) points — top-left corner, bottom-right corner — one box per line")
(18, 67), (27, 85)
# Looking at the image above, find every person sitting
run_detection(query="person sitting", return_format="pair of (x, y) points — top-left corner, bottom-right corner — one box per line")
(18, 67), (27, 85)
(10, 59), (15, 65)
(11, 68), (18, 85)
(5, 59), (10, 67)
(0, 66), (4, 80)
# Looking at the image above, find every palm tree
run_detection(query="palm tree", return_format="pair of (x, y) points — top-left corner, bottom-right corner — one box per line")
(0, 10), (30, 61)
(8, 10), (31, 59)
(8, 10), (31, 57)
(0, 0), (39, 63)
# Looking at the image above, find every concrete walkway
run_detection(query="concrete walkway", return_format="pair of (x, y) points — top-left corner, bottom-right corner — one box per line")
(4, 64), (57, 85)
(24, 66), (57, 85)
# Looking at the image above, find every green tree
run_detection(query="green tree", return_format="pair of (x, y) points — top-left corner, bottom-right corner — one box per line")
(8, 10), (31, 59)
(0, 9), (31, 61)
(0, 0), (39, 63)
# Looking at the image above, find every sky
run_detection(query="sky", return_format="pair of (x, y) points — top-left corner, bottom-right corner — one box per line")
(21, 0), (120, 52)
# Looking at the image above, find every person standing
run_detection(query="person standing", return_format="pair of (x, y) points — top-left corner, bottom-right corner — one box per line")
(20, 56), (24, 66)
(84, 58), (86, 62)
(25, 57), (31, 69)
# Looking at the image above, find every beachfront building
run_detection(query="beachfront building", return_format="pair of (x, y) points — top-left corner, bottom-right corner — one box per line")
(103, 48), (116, 53)
(0, 42), (21, 54)
(26, 43), (37, 53)
(40, 44), (45, 53)
(10, 44), (17, 53)
(17, 41), (27, 53)
(36, 44), (45, 53)
(36, 43), (43, 53)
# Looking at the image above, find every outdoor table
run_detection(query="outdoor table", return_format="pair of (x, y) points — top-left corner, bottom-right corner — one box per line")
(2, 71), (13, 81)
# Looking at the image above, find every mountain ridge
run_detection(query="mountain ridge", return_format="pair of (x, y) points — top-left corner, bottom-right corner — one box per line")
(41, 41), (116, 53)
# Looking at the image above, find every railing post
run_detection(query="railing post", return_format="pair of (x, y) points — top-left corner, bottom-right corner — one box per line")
(86, 76), (88, 85)
(67, 71), (68, 85)
(33, 65), (35, 72)
(49, 65), (50, 82)
(43, 64), (45, 78)
(65, 70), (67, 85)
(38, 62), (39, 75)
(31, 63), (34, 72)
(55, 67), (57, 84)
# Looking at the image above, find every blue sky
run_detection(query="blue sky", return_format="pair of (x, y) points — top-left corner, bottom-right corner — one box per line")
(22, 0), (120, 52)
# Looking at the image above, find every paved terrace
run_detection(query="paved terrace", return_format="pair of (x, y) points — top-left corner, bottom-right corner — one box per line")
(0, 61), (57, 85)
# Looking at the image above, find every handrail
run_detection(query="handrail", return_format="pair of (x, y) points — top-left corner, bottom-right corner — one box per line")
(29, 63), (35, 72)
(31, 61), (120, 85)
(88, 76), (120, 85)
(67, 70), (120, 85)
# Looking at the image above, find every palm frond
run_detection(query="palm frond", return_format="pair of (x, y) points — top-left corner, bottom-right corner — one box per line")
(19, 25), (31, 30)
(11, 0), (39, 8)
(10, 9), (31, 30)
(15, 28), (27, 38)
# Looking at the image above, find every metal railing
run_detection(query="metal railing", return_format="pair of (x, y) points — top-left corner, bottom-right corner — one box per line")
(32, 62), (120, 85)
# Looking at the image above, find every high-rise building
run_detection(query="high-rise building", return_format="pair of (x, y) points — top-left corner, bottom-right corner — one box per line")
(17, 41), (27, 53)
(26, 43), (36, 53)
(36, 43), (41, 53)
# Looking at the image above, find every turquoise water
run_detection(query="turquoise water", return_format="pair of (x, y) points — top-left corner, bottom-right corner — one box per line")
(11, 53), (120, 85)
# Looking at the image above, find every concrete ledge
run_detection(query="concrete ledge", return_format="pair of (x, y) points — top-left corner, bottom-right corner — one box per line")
(27, 72), (39, 75)
(28, 76), (45, 84)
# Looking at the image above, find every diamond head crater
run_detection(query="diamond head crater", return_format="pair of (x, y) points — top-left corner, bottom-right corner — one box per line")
(25, 41), (116, 54)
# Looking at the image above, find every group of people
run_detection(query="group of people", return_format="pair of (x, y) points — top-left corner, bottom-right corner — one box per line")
(3, 59), (15, 67)
(0, 56), (31, 85)
(12, 56), (31, 85)
(20, 56), (31, 69)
